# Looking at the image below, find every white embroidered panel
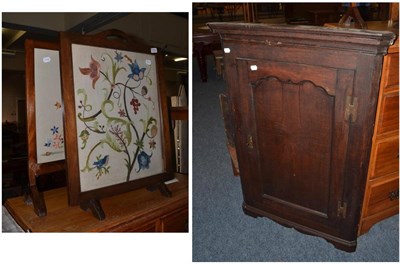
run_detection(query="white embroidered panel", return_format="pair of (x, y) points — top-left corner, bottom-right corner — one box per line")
(34, 48), (65, 164)
(71, 44), (164, 192)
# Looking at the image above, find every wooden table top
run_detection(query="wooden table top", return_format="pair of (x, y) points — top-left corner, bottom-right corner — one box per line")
(4, 173), (188, 232)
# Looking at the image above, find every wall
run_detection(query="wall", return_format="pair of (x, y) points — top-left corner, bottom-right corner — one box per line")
(2, 13), (67, 31)
(3, 13), (188, 56)
(2, 12), (188, 122)
(94, 13), (188, 56)
(2, 70), (26, 123)
(2, 52), (25, 71)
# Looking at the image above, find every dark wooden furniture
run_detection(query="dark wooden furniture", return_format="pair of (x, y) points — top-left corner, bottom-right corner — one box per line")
(325, 21), (399, 235)
(338, 3), (367, 29)
(170, 106), (188, 121)
(283, 3), (341, 25)
(307, 9), (340, 26)
(193, 29), (221, 82)
(209, 22), (395, 252)
(4, 173), (188, 232)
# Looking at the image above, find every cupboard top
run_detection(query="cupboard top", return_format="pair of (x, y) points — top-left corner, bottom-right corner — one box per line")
(208, 22), (396, 55)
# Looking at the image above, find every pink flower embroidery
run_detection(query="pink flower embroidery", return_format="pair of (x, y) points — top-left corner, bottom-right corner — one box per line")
(118, 108), (127, 117)
(149, 139), (156, 149)
(79, 56), (101, 89)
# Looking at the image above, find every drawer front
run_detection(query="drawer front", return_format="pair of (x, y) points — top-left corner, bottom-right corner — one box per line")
(160, 208), (188, 232)
(383, 53), (399, 90)
(130, 222), (157, 232)
(359, 205), (399, 235)
(376, 92), (399, 135)
(370, 137), (399, 180)
(107, 220), (157, 232)
(365, 177), (399, 217)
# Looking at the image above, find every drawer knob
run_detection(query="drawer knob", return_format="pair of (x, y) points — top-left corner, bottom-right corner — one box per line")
(389, 189), (399, 201)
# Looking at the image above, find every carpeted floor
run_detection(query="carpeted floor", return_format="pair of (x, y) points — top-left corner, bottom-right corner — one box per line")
(192, 57), (399, 262)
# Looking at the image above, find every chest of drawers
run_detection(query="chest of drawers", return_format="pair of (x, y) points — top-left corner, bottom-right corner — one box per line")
(358, 33), (399, 235)
(324, 21), (399, 235)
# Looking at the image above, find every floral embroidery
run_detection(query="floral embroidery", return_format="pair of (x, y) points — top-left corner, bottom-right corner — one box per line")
(79, 55), (101, 89)
(114, 51), (123, 63)
(53, 133), (63, 143)
(76, 48), (159, 182)
(150, 125), (158, 137)
(79, 129), (90, 149)
(93, 155), (110, 179)
(54, 101), (62, 110)
(149, 139), (156, 149)
(51, 126), (59, 135)
(128, 60), (146, 81)
(118, 108), (126, 117)
(141, 86), (148, 96)
(130, 98), (141, 114)
(44, 125), (64, 152)
(44, 139), (52, 147)
(109, 124), (126, 148)
(137, 151), (152, 172)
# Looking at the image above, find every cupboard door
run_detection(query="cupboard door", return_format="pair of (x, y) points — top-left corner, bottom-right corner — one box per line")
(234, 59), (354, 235)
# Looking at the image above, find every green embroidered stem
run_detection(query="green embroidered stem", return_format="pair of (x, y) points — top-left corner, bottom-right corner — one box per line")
(81, 141), (102, 172)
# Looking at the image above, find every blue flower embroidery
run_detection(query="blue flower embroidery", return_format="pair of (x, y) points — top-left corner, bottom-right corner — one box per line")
(128, 60), (146, 81)
(93, 155), (109, 169)
(51, 126), (59, 135)
(137, 151), (152, 172)
(44, 139), (52, 147)
(114, 51), (123, 62)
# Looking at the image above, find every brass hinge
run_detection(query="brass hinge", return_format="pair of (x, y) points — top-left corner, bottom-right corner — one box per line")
(344, 95), (358, 123)
(246, 135), (254, 149)
(337, 201), (347, 219)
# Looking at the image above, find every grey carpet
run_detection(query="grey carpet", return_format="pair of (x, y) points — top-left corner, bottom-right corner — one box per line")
(192, 56), (399, 262)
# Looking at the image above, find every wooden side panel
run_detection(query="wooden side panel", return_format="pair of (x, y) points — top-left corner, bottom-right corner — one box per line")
(219, 93), (240, 176)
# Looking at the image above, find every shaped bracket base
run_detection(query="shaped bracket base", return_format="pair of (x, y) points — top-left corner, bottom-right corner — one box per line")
(147, 182), (172, 198)
(80, 199), (106, 221)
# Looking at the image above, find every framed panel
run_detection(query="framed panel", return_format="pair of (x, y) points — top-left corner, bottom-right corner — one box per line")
(25, 40), (66, 216)
(60, 30), (174, 218)
(34, 48), (65, 163)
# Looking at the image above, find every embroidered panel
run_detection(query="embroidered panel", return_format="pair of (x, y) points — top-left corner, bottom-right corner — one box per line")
(71, 44), (164, 192)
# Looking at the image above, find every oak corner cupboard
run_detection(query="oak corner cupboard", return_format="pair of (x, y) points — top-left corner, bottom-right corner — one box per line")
(209, 22), (396, 252)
